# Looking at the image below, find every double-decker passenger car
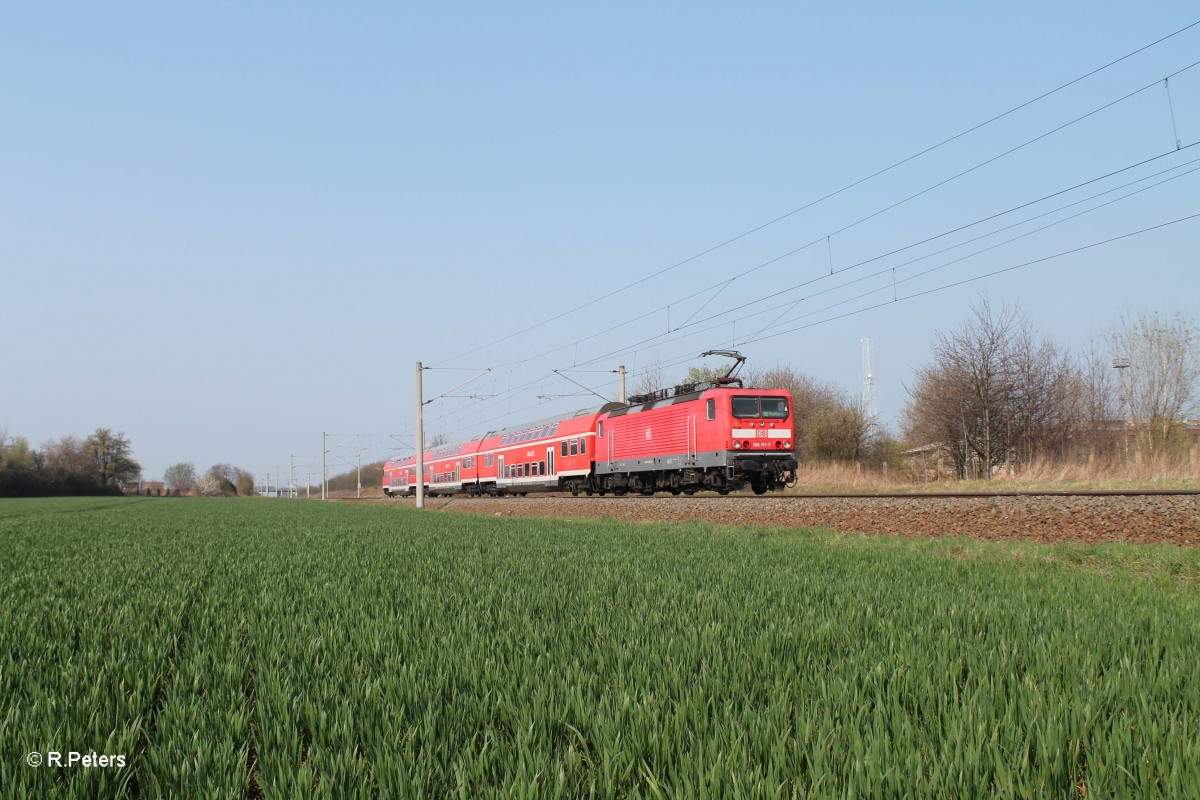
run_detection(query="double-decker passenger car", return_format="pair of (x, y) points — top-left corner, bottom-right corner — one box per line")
(382, 404), (625, 497)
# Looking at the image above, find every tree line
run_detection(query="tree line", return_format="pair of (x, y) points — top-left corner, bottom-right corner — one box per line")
(161, 463), (256, 496)
(0, 428), (141, 497)
(902, 296), (1198, 478)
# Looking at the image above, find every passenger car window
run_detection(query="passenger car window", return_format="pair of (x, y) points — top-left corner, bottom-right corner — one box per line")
(579, 437), (586, 455)
(570, 440), (578, 456)
(561, 441), (568, 457)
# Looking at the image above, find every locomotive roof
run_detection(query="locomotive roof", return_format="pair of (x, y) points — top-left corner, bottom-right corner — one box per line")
(605, 385), (787, 418)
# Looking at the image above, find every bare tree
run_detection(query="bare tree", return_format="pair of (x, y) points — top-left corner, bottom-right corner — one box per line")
(86, 428), (141, 487)
(163, 462), (197, 494)
(1105, 309), (1200, 454)
(745, 362), (876, 462)
(427, 433), (449, 448)
(42, 435), (91, 476)
(805, 400), (875, 461)
(1004, 323), (1081, 466)
(903, 296), (1019, 478)
(1078, 336), (1119, 455)
(207, 464), (238, 495)
(630, 357), (669, 399)
(902, 294), (1083, 478)
(235, 468), (256, 497)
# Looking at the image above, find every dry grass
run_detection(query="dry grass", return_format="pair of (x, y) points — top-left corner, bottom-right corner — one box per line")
(788, 455), (1200, 494)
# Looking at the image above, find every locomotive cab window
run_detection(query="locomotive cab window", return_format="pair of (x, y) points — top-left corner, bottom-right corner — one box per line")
(706, 399), (715, 420)
(732, 396), (761, 418)
(598, 421), (604, 438)
(732, 396), (790, 419)
(761, 397), (789, 419)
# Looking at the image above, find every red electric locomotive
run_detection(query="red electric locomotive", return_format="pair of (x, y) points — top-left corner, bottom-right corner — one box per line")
(590, 384), (796, 496)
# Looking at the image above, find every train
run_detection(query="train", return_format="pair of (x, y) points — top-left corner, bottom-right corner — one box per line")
(383, 361), (798, 497)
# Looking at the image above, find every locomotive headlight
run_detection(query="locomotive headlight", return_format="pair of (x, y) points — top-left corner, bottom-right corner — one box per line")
(733, 440), (742, 449)
(785, 440), (792, 449)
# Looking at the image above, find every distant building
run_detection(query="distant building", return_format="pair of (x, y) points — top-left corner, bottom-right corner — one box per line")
(126, 480), (165, 496)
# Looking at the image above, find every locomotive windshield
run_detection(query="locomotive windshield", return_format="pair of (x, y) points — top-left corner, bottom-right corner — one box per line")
(732, 396), (789, 419)
(761, 397), (788, 419)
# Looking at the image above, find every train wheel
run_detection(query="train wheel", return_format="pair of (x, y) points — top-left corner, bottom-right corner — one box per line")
(752, 480), (768, 495)
(717, 488), (730, 495)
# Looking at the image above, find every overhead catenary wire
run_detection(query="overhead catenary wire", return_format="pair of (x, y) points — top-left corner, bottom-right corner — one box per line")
(544, 152), (1200, 374)
(546, 208), (1200, 404)
(470, 140), (1200, 377)
(741, 210), (1200, 346)
(428, 19), (1200, 369)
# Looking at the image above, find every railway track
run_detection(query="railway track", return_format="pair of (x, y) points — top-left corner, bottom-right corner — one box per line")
(351, 488), (1200, 501)
(718, 489), (1200, 499)
(352, 490), (1200, 546)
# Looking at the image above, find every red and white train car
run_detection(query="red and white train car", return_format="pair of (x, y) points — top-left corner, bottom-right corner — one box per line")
(592, 387), (796, 495)
(382, 403), (624, 497)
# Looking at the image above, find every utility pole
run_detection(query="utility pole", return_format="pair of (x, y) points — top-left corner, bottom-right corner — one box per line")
(861, 338), (877, 420)
(618, 365), (626, 404)
(265, 472), (269, 497)
(276, 464), (280, 498)
(357, 452), (362, 499)
(289, 455), (294, 499)
(416, 361), (425, 509)
(321, 431), (327, 501)
(306, 471), (312, 499)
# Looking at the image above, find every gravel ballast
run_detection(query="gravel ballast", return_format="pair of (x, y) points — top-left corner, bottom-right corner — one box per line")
(376, 494), (1200, 546)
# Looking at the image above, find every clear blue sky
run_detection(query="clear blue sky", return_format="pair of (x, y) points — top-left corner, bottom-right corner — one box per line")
(4, 2), (1199, 483)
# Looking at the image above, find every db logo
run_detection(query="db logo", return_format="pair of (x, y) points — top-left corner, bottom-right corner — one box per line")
(757, 430), (767, 437)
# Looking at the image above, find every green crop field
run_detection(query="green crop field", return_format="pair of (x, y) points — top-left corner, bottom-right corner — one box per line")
(1, 498), (1198, 798)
